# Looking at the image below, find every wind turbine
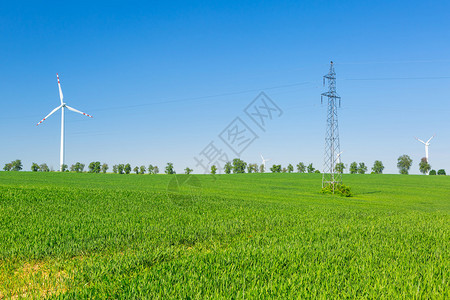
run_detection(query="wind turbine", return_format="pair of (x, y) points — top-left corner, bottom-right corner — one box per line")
(336, 151), (344, 164)
(37, 74), (93, 171)
(415, 135), (435, 162)
(260, 154), (270, 172)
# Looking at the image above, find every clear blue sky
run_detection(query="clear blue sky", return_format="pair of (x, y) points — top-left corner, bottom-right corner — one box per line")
(1, 0), (449, 174)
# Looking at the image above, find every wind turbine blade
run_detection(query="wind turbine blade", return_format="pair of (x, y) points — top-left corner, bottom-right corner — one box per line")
(426, 134), (435, 144)
(56, 73), (63, 104)
(65, 105), (93, 118)
(415, 137), (426, 144)
(260, 154), (264, 161)
(36, 105), (62, 125)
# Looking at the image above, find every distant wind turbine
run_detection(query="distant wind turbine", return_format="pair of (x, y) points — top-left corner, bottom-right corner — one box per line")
(36, 74), (93, 171)
(260, 154), (270, 172)
(336, 151), (344, 164)
(415, 135), (435, 162)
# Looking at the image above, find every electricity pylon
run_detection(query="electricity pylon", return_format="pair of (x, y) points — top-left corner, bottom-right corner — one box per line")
(321, 61), (342, 191)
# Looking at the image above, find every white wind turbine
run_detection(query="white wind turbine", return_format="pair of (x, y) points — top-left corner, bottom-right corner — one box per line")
(260, 154), (270, 173)
(37, 74), (93, 171)
(336, 151), (344, 164)
(415, 135), (435, 162)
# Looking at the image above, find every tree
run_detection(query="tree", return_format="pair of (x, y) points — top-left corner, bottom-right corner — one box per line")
(11, 159), (23, 171)
(307, 163), (315, 173)
(112, 165), (118, 174)
(61, 164), (68, 172)
(419, 157), (431, 175)
(232, 158), (247, 173)
(165, 162), (175, 174)
(39, 163), (49, 172)
(89, 161), (101, 173)
(429, 169), (436, 175)
(247, 163), (258, 173)
(139, 165), (146, 174)
(117, 164), (124, 174)
(296, 162), (306, 173)
(259, 164), (266, 173)
(31, 162), (40, 172)
(211, 165), (217, 175)
(315, 170), (320, 173)
(184, 167), (193, 174)
(287, 164), (294, 173)
(270, 164), (281, 173)
(282, 167), (287, 173)
(133, 166), (139, 174)
(153, 166), (159, 174)
(372, 160), (384, 174)
(336, 162), (345, 174)
(358, 162), (367, 174)
(124, 163), (131, 174)
(349, 162), (358, 174)
(148, 164), (154, 174)
(224, 162), (232, 174)
(397, 155), (412, 174)
(102, 163), (109, 173)
(71, 162), (85, 173)
(438, 169), (446, 175)
(4, 160), (23, 171)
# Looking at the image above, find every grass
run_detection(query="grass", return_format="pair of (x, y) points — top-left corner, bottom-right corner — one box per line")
(0, 172), (448, 298)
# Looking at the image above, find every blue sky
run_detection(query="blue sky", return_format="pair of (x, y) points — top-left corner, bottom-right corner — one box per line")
(1, 0), (449, 174)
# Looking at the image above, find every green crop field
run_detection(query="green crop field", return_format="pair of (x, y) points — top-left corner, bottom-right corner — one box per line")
(0, 172), (448, 298)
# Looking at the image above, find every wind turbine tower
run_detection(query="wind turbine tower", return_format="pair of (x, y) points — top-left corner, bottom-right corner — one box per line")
(337, 151), (344, 164)
(260, 154), (270, 173)
(321, 61), (342, 191)
(415, 135), (435, 162)
(37, 74), (93, 171)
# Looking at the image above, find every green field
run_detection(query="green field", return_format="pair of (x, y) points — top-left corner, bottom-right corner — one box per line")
(0, 172), (448, 298)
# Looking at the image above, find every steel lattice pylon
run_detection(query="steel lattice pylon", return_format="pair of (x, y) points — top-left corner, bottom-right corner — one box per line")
(321, 61), (342, 190)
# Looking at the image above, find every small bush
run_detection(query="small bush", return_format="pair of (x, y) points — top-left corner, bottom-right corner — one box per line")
(429, 170), (436, 175)
(321, 183), (352, 197)
(437, 169), (446, 176)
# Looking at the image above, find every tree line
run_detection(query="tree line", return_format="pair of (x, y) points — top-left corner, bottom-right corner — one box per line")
(1, 156), (447, 175)
(396, 154), (446, 175)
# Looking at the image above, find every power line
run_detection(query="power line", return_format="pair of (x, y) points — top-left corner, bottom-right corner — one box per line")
(342, 76), (450, 81)
(2, 73), (450, 122)
(336, 59), (450, 65)
(89, 81), (315, 112)
(89, 75), (450, 113)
